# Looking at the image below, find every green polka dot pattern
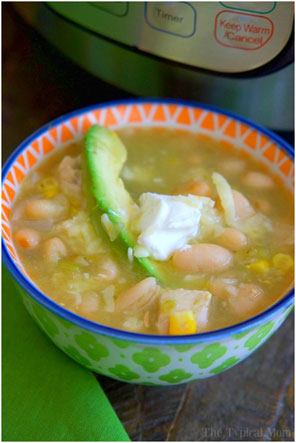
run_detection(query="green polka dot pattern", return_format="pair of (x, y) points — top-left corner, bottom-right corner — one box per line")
(210, 356), (240, 374)
(111, 338), (130, 348)
(159, 369), (192, 384)
(132, 348), (171, 373)
(109, 364), (139, 381)
(191, 343), (227, 368)
(74, 332), (109, 361)
(63, 345), (91, 367)
(244, 321), (274, 351)
(20, 290), (292, 386)
(174, 344), (197, 353)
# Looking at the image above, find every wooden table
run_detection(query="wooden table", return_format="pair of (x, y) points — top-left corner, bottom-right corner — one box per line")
(3, 5), (294, 441)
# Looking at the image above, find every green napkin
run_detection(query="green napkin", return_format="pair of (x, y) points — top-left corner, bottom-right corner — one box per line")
(2, 267), (130, 442)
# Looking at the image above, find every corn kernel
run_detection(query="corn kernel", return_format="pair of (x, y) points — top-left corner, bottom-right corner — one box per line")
(169, 311), (197, 335)
(38, 177), (59, 198)
(247, 260), (270, 273)
(272, 253), (294, 273)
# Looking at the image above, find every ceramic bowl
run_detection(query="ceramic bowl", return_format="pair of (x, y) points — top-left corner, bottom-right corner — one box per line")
(2, 99), (294, 385)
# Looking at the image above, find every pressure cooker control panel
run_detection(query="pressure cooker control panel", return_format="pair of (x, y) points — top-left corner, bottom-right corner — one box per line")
(48, 2), (294, 73)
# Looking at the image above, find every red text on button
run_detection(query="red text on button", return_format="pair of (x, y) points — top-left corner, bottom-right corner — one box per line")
(215, 11), (274, 50)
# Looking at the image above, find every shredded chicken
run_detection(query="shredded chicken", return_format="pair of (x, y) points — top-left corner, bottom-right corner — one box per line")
(157, 289), (212, 334)
(57, 155), (82, 198)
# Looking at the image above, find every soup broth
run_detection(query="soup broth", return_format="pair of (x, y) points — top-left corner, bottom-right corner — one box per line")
(10, 127), (294, 335)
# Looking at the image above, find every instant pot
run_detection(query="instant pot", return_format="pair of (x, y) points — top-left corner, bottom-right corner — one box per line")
(16, 2), (294, 130)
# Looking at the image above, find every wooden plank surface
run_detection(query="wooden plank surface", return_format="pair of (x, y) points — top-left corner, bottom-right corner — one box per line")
(3, 4), (294, 441)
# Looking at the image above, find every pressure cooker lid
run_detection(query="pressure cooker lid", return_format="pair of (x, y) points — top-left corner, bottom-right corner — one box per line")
(48, 1), (294, 74)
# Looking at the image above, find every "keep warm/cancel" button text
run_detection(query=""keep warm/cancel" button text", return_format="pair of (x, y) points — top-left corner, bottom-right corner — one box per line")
(215, 11), (274, 50)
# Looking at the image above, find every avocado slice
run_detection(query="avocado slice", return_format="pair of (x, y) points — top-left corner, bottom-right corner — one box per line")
(84, 125), (165, 281)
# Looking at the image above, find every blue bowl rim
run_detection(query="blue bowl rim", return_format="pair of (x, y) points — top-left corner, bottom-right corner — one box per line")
(2, 98), (294, 345)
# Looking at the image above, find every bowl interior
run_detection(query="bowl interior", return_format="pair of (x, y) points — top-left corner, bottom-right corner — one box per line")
(2, 100), (294, 342)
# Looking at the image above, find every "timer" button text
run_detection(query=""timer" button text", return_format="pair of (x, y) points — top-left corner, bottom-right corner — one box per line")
(145, 2), (196, 38)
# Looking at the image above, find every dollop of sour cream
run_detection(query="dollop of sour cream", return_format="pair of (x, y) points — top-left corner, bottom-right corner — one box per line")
(135, 193), (215, 260)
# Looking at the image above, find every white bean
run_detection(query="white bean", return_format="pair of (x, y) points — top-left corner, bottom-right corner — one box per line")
(217, 228), (247, 252)
(173, 243), (233, 273)
(210, 279), (264, 317)
(209, 278), (237, 299)
(43, 237), (67, 263)
(221, 159), (246, 175)
(228, 284), (264, 316)
(13, 218), (54, 232)
(15, 228), (40, 249)
(232, 190), (255, 220)
(243, 171), (274, 189)
(25, 197), (68, 220)
(116, 277), (158, 312)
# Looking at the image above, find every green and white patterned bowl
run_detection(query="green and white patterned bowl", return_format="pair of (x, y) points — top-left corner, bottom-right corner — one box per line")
(2, 99), (294, 385)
